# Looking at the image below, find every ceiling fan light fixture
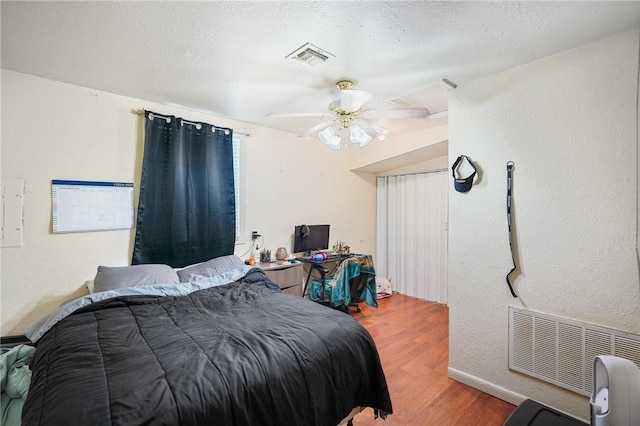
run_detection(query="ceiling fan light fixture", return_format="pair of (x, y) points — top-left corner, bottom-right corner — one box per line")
(318, 127), (341, 149)
(349, 124), (373, 147)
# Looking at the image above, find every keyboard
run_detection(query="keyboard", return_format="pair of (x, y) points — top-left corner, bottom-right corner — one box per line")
(326, 253), (352, 260)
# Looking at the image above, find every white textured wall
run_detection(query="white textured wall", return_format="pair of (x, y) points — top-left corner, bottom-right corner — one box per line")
(379, 155), (448, 177)
(0, 70), (377, 335)
(448, 28), (640, 420)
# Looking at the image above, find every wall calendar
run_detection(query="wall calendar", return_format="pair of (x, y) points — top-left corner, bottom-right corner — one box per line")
(52, 180), (134, 233)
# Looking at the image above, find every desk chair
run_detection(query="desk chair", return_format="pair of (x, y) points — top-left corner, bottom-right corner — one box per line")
(310, 264), (332, 307)
(346, 270), (374, 313)
(308, 256), (377, 312)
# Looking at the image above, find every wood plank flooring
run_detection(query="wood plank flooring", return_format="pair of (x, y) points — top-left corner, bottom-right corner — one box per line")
(350, 293), (516, 426)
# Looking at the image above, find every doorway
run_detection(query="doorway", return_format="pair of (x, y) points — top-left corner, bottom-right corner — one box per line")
(376, 171), (448, 304)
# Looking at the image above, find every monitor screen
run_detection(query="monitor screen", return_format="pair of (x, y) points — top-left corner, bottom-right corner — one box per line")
(293, 224), (330, 255)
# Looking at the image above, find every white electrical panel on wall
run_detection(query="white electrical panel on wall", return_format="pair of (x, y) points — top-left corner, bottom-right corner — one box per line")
(1, 177), (24, 247)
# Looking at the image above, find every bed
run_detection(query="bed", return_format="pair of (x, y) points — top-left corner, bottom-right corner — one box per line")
(22, 256), (392, 426)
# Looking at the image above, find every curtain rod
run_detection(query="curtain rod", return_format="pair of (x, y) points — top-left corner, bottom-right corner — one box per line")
(133, 109), (252, 137)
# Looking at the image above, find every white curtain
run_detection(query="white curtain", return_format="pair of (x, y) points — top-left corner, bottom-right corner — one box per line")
(376, 171), (448, 304)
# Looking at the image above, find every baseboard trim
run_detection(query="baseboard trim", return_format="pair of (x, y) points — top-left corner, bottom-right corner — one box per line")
(447, 367), (528, 406)
(448, 368), (591, 424)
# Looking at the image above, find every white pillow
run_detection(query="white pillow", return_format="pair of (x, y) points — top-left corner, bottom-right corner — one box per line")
(177, 255), (245, 283)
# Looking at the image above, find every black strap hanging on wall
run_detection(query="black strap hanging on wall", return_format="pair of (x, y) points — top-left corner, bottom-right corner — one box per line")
(506, 161), (518, 298)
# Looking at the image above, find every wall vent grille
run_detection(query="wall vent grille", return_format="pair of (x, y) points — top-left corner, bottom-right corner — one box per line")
(508, 307), (640, 396)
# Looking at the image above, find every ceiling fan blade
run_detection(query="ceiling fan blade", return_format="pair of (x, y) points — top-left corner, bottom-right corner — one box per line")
(427, 110), (449, 119)
(267, 112), (330, 118)
(340, 89), (372, 111)
(362, 108), (430, 119)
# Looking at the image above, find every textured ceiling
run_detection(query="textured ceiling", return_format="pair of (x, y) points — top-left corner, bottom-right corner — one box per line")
(2, 1), (640, 139)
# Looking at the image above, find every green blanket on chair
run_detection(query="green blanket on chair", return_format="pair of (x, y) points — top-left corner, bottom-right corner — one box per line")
(309, 254), (378, 309)
(1, 344), (35, 426)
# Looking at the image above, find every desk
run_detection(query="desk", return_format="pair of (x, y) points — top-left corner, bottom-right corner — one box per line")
(257, 262), (303, 296)
(297, 254), (354, 299)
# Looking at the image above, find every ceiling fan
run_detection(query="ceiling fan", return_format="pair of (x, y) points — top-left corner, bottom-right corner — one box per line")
(269, 80), (432, 149)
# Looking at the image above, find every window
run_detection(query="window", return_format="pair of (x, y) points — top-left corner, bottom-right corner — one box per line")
(133, 111), (236, 266)
(233, 133), (242, 242)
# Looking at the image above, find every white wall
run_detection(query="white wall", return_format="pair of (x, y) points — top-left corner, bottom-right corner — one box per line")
(448, 28), (640, 420)
(379, 155), (448, 177)
(0, 70), (377, 335)
(350, 123), (448, 174)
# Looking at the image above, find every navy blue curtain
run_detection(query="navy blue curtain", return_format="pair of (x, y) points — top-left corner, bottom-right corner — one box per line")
(132, 111), (236, 268)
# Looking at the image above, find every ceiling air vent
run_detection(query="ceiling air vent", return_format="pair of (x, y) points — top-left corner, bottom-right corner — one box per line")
(286, 42), (334, 67)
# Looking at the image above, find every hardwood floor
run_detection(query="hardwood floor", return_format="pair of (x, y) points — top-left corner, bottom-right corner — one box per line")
(350, 294), (516, 426)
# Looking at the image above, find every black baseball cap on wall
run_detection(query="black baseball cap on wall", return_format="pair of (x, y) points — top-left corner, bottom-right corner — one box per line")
(451, 155), (477, 193)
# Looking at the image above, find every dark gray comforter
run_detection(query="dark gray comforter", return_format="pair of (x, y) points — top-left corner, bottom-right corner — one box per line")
(23, 269), (392, 425)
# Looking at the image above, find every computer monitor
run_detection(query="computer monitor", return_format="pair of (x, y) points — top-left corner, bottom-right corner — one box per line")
(293, 224), (330, 256)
